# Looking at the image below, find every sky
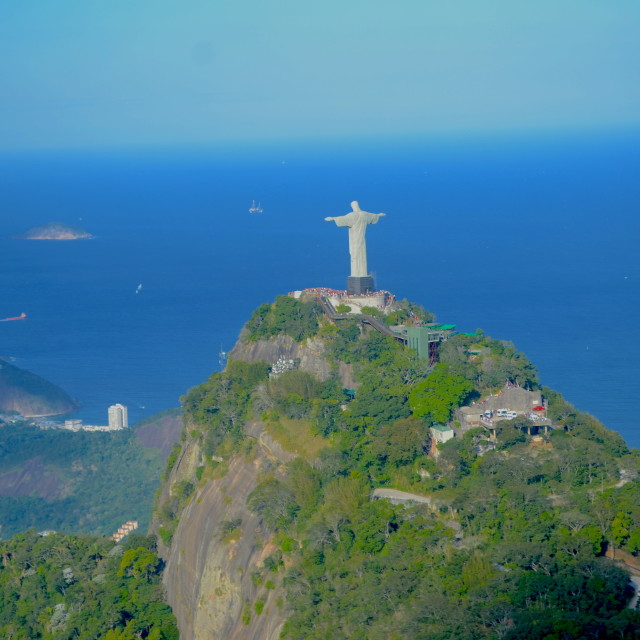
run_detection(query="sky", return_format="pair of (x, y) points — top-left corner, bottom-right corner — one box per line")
(1, 0), (640, 150)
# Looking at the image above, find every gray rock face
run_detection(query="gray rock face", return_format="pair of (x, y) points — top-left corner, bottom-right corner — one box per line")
(229, 334), (332, 381)
(160, 333), (359, 639)
(161, 425), (286, 640)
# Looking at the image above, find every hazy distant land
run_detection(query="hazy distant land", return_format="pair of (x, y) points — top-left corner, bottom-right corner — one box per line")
(14, 222), (93, 240)
(0, 359), (79, 417)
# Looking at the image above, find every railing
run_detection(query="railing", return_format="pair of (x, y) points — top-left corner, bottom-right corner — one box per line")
(314, 294), (408, 344)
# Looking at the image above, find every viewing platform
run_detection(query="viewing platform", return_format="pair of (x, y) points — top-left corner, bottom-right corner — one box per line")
(293, 287), (455, 361)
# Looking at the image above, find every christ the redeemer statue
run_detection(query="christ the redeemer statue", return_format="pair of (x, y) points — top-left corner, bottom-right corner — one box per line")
(325, 201), (386, 278)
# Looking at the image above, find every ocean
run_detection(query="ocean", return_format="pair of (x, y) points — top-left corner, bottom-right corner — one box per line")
(1, 131), (639, 446)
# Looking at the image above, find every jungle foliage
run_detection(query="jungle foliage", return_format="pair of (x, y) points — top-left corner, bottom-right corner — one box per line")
(245, 295), (322, 342)
(0, 423), (167, 539)
(383, 298), (435, 327)
(0, 530), (177, 640)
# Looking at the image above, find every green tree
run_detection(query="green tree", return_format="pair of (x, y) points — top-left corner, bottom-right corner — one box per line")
(360, 305), (382, 318)
(370, 417), (429, 467)
(611, 512), (633, 548)
(118, 547), (162, 579)
(245, 296), (321, 342)
(408, 364), (474, 424)
(248, 477), (298, 529)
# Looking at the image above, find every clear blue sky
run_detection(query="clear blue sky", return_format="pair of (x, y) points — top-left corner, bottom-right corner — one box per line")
(2, 0), (639, 150)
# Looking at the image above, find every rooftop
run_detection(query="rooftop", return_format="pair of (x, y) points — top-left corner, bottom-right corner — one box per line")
(431, 424), (453, 432)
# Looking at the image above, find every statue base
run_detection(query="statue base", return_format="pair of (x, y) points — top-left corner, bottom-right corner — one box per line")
(347, 276), (374, 295)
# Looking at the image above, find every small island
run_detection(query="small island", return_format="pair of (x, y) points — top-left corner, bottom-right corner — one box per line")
(14, 222), (93, 241)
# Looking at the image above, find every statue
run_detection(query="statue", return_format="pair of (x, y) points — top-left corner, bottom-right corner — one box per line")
(325, 201), (386, 278)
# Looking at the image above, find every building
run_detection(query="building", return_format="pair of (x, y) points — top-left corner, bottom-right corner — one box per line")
(430, 424), (455, 444)
(458, 406), (484, 429)
(406, 325), (455, 363)
(108, 403), (128, 429)
(112, 520), (139, 542)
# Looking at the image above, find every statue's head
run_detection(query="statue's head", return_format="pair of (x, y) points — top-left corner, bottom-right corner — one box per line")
(351, 201), (360, 211)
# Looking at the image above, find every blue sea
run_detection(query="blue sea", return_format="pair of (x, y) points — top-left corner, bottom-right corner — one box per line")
(1, 131), (639, 447)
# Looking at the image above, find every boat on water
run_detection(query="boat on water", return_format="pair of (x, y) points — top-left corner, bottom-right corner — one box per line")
(135, 284), (142, 294)
(249, 200), (263, 213)
(0, 312), (27, 322)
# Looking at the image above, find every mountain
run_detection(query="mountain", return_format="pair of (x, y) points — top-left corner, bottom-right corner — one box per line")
(0, 359), (79, 417)
(154, 295), (640, 639)
(2, 293), (639, 638)
(0, 408), (183, 538)
(13, 221), (93, 240)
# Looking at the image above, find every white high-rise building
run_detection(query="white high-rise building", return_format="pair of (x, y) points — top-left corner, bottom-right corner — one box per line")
(108, 403), (128, 429)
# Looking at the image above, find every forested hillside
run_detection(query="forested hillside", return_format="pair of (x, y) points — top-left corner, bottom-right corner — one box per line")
(158, 296), (640, 639)
(0, 530), (177, 639)
(0, 409), (182, 538)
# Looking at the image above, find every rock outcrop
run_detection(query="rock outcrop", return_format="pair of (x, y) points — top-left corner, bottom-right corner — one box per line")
(229, 331), (359, 389)
(229, 331), (332, 381)
(159, 330), (355, 639)
(160, 421), (287, 640)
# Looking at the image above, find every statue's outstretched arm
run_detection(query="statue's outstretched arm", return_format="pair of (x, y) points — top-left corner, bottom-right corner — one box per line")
(367, 212), (386, 224)
(326, 214), (351, 227)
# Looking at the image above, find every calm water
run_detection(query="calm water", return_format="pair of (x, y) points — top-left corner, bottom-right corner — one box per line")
(1, 132), (639, 446)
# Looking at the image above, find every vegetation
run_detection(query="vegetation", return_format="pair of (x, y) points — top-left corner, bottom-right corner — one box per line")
(438, 333), (539, 391)
(384, 298), (435, 326)
(170, 296), (640, 639)
(408, 363), (475, 423)
(244, 295), (322, 342)
(0, 530), (177, 639)
(263, 415), (327, 461)
(181, 360), (271, 456)
(0, 421), (168, 538)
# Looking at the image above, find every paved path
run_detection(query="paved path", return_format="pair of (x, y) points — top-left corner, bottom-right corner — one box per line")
(372, 488), (433, 505)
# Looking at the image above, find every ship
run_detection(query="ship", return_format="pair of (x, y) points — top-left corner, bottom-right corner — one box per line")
(249, 200), (263, 213)
(0, 312), (27, 322)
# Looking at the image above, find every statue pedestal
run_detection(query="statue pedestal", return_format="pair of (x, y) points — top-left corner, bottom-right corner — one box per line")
(347, 276), (374, 295)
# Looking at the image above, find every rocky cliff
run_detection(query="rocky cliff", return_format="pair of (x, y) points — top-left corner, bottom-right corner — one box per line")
(157, 329), (344, 639)
(160, 420), (289, 640)
(229, 330), (357, 389)
(229, 331), (332, 380)
(157, 322), (365, 639)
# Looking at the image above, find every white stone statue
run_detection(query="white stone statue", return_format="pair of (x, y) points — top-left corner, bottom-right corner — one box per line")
(325, 201), (386, 278)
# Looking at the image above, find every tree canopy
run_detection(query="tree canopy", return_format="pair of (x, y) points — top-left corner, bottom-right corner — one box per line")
(408, 363), (475, 423)
(245, 295), (322, 342)
(0, 530), (177, 640)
